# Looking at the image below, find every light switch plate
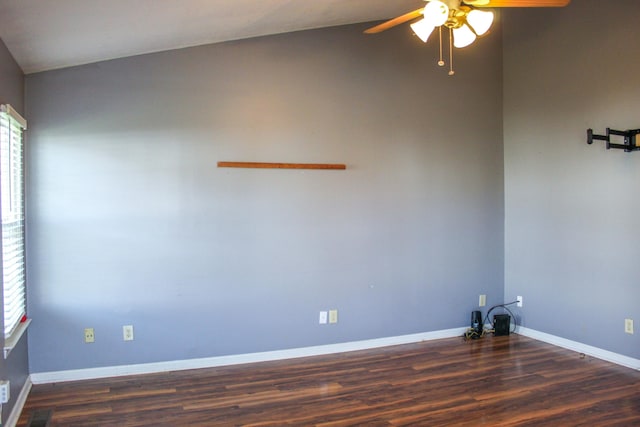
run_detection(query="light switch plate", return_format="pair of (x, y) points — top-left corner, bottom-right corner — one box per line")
(625, 319), (634, 334)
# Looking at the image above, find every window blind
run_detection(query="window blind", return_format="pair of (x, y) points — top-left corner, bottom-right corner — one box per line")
(0, 104), (27, 339)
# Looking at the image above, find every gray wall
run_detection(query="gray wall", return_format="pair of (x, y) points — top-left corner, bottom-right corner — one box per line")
(0, 37), (29, 425)
(26, 23), (504, 372)
(503, 0), (640, 358)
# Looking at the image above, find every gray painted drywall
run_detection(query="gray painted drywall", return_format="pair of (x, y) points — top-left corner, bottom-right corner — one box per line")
(503, 0), (640, 358)
(0, 37), (29, 425)
(26, 23), (504, 372)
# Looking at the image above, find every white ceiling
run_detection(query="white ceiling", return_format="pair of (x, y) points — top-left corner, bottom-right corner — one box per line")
(0, 0), (422, 74)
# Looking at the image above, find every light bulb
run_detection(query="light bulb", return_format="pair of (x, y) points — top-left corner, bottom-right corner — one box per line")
(410, 19), (435, 43)
(453, 24), (477, 48)
(467, 9), (494, 36)
(422, 1), (449, 27)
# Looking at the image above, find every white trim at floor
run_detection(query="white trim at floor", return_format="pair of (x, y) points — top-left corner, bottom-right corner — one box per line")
(517, 326), (640, 371)
(30, 327), (468, 385)
(28, 326), (640, 387)
(5, 375), (32, 427)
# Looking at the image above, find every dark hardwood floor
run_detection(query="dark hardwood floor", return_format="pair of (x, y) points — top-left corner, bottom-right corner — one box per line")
(18, 334), (640, 426)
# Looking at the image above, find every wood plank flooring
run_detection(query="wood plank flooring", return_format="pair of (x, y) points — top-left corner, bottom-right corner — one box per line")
(18, 334), (640, 426)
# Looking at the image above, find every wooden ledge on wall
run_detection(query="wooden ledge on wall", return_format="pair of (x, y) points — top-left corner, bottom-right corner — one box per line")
(217, 161), (346, 170)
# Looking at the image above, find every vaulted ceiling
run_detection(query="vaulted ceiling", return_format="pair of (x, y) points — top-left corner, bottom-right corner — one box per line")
(0, 0), (420, 74)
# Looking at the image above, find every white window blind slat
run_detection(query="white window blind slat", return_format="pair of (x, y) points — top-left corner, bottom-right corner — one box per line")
(0, 104), (27, 339)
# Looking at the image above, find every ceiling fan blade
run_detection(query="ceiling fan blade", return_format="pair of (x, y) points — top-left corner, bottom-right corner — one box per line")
(465, 0), (570, 6)
(364, 8), (424, 34)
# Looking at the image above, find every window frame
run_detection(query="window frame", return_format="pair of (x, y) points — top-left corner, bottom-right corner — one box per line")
(0, 104), (28, 356)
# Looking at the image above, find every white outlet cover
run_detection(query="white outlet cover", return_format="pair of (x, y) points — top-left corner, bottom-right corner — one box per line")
(84, 328), (95, 343)
(123, 325), (134, 341)
(319, 311), (328, 324)
(0, 380), (10, 404)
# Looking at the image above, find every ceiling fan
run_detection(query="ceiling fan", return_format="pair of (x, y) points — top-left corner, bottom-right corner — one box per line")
(365, 0), (571, 75)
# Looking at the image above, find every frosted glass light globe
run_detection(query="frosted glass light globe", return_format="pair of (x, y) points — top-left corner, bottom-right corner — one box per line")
(423, 1), (449, 27)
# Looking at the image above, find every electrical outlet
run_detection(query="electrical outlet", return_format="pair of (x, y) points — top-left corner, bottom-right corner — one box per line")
(329, 309), (338, 324)
(625, 319), (634, 334)
(84, 328), (95, 343)
(319, 311), (327, 324)
(0, 380), (9, 404)
(516, 296), (523, 308)
(123, 325), (134, 341)
(479, 294), (486, 307)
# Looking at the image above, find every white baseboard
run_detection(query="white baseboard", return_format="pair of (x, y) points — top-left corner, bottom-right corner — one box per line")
(28, 327), (640, 385)
(517, 326), (640, 371)
(30, 327), (468, 384)
(5, 375), (32, 427)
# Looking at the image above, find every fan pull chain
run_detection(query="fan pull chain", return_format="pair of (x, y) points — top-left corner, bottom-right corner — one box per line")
(448, 27), (455, 76)
(437, 26), (444, 67)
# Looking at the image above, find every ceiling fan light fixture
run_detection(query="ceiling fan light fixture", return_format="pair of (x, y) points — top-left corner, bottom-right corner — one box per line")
(453, 24), (477, 48)
(422, 0), (450, 27)
(467, 9), (494, 36)
(410, 19), (435, 43)
(364, 0), (572, 76)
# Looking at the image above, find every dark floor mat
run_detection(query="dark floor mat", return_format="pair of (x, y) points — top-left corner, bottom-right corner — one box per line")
(27, 409), (52, 427)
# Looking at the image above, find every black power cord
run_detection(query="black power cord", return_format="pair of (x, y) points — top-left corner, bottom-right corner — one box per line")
(484, 301), (518, 334)
(463, 326), (501, 340)
(463, 300), (520, 341)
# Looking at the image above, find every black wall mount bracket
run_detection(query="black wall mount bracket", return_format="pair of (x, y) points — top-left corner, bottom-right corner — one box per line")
(587, 128), (640, 152)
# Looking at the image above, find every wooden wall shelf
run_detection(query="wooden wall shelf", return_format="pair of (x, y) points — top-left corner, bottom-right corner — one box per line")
(217, 162), (346, 170)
